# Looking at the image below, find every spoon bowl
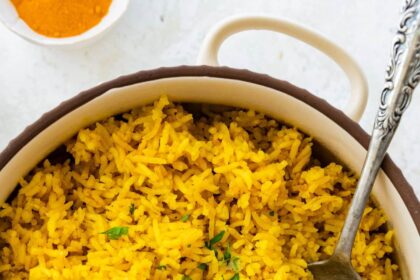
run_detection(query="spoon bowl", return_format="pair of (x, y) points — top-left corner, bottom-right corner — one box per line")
(308, 255), (360, 280)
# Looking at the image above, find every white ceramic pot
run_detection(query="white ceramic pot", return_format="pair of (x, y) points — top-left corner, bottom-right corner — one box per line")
(0, 15), (418, 279)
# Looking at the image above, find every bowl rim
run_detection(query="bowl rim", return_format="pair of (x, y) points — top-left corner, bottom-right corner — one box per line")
(0, 65), (418, 231)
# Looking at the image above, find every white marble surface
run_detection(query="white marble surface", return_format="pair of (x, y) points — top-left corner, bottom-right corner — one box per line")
(0, 0), (419, 197)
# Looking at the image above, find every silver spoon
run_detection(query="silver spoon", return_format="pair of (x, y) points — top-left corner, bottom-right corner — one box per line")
(308, 1), (420, 279)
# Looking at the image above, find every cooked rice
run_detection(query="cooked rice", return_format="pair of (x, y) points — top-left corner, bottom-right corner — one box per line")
(0, 96), (399, 279)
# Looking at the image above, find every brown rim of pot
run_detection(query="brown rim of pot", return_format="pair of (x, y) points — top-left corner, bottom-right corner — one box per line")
(0, 65), (419, 231)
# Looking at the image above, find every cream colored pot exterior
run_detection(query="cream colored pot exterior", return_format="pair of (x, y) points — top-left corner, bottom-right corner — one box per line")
(197, 15), (368, 122)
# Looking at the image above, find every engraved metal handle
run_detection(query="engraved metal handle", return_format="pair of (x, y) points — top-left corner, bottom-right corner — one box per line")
(334, 0), (420, 260)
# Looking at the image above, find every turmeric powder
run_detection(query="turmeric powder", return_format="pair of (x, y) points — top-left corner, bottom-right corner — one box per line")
(11, 0), (113, 38)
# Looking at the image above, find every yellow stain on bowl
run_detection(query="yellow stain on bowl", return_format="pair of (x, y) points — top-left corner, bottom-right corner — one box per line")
(10, 0), (112, 38)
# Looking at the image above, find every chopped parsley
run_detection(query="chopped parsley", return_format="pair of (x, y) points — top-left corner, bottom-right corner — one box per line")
(223, 242), (231, 262)
(180, 214), (190, 222)
(100, 226), (128, 240)
(229, 256), (240, 273)
(157, 264), (166, 270)
(129, 203), (136, 215)
(230, 273), (240, 280)
(269, 210), (275, 216)
(205, 230), (225, 250)
(198, 263), (208, 270)
(182, 275), (192, 280)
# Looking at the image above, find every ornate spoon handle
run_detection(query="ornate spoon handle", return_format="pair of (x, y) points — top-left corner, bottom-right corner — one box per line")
(334, 0), (420, 259)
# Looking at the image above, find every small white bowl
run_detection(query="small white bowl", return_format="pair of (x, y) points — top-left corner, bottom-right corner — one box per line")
(0, 0), (130, 47)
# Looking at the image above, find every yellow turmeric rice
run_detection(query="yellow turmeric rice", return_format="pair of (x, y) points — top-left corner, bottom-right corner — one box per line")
(0, 96), (399, 279)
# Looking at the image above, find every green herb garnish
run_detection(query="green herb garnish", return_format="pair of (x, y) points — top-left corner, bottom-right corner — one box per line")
(198, 263), (208, 270)
(229, 256), (240, 273)
(205, 230), (225, 250)
(224, 242), (231, 262)
(269, 210), (275, 216)
(182, 275), (192, 280)
(181, 214), (190, 222)
(101, 226), (128, 240)
(157, 264), (166, 270)
(129, 203), (136, 215)
(230, 272), (240, 280)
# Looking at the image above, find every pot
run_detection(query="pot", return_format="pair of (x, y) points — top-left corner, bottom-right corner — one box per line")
(0, 15), (418, 279)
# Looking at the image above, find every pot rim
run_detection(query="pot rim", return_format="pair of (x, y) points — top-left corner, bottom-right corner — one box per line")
(0, 65), (419, 231)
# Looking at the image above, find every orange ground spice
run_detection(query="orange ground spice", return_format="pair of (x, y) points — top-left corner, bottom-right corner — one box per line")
(11, 0), (112, 38)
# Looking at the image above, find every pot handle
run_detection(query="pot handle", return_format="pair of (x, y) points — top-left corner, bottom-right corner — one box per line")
(197, 15), (368, 122)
